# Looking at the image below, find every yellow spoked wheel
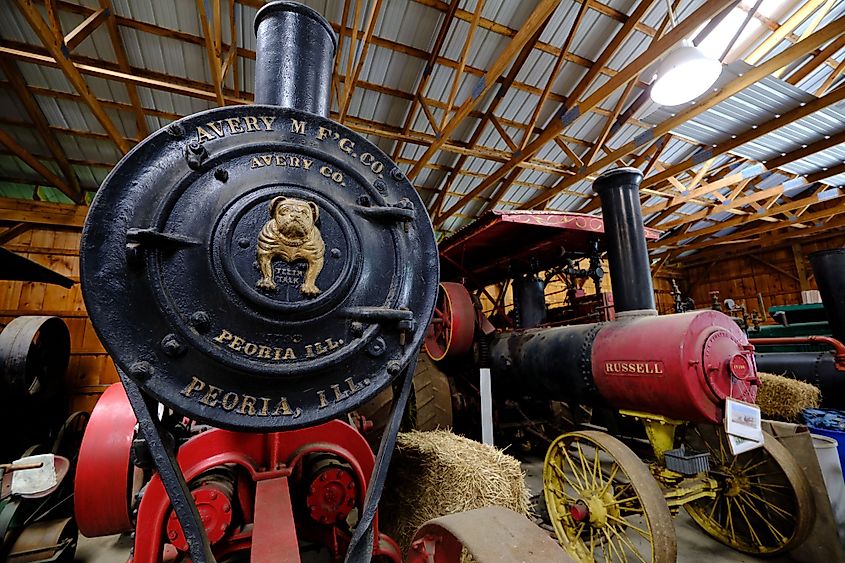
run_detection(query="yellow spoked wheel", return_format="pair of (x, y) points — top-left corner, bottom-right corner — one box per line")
(544, 431), (677, 563)
(683, 425), (814, 555)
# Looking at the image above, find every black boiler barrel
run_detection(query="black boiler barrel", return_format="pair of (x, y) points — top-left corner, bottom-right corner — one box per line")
(593, 167), (656, 314)
(253, 1), (337, 116)
(809, 248), (845, 344)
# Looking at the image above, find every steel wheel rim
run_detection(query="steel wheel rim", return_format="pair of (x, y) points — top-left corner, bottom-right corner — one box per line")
(543, 431), (676, 563)
(684, 425), (814, 555)
(423, 283), (474, 361)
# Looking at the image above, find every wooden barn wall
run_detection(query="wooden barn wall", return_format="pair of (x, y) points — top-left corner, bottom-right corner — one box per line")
(679, 235), (845, 318)
(1, 227), (116, 414)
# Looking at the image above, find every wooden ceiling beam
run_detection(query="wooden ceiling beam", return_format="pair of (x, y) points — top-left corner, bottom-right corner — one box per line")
(486, 0), (666, 212)
(662, 201), (845, 252)
(0, 222), (33, 245)
(0, 197), (87, 228)
(0, 58), (82, 199)
(196, 0), (225, 106)
(97, 0), (148, 137)
(518, 0), (590, 151)
(434, 0), (736, 226)
(390, 0), (459, 160)
(0, 128), (79, 202)
(786, 33), (845, 85)
(658, 179), (845, 247)
(746, 0), (827, 65)
(50, 0), (654, 129)
(13, 0), (130, 154)
(409, 0), (662, 40)
(428, 14), (556, 219)
(551, 16), (845, 215)
(644, 83), (845, 190)
(406, 0), (560, 180)
(339, 0), (384, 121)
(63, 6), (107, 51)
(437, 0), (484, 132)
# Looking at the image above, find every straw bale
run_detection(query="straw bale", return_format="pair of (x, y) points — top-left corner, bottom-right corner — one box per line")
(756, 372), (821, 422)
(379, 430), (531, 553)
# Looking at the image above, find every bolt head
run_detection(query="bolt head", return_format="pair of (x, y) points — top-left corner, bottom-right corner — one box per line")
(189, 311), (211, 332)
(214, 168), (229, 182)
(161, 334), (186, 357)
(387, 360), (401, 375)
(129, 360), (152, 379)
(390, 167), (404, 181)
(351, 322), (364, 336)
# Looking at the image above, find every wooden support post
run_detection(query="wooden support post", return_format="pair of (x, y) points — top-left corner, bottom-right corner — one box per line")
(792, 242), (811, 291)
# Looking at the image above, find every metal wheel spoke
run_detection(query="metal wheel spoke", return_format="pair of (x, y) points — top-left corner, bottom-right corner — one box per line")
(551, 459), (583, 494)
(609, 525), (649, 563)
(576, 443), (592, 489)
(593, 446), (602, 489)
(733, 494), (764, 547)
(742, 490), (792, 519)
(607, 514), (650, 539)
(739, 457), (769, 474)
(725, 497), (737, 542)
(736, 494), (790, 544)
(599, 464), (620, 496)
(562, 448), (587, 490)
(602, 527), (627, 563)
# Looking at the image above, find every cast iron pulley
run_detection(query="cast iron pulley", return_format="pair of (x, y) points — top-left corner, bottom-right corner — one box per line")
(80, 105), (438, 431)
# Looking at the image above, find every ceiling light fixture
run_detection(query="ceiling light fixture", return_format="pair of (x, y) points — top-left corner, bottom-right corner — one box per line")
(649, 1), (722, 107)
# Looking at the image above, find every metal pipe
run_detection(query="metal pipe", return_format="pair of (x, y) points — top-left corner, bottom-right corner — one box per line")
(750, 335), (845, 370)
(809, 248), (845, 344)
(253, 1), (337, 116)
(756, 352), (845, 408)
(592, 167), (656, 315)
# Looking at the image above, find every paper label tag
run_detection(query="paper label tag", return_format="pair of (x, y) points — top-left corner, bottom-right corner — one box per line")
(725, 398), (763, 441)
(728, 433), (763, 455)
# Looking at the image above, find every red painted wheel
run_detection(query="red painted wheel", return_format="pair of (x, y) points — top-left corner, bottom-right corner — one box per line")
(74, 383), (141, 537)
(424, 283), (475, 361)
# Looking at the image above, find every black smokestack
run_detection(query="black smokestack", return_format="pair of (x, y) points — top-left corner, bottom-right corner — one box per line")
(253, 1), (336, 117)
(593, 167), (656, 315)
(809, 248), (845, 343)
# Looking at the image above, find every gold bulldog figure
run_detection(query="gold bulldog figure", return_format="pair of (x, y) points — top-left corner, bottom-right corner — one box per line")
(256, 196), (325, 297)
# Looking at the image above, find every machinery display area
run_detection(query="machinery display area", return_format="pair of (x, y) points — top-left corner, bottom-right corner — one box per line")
(423, 168), (817, 561)
(3, 0), (845, 562)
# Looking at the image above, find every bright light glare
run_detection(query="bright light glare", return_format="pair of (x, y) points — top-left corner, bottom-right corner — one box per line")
(650, 45), (722, 106)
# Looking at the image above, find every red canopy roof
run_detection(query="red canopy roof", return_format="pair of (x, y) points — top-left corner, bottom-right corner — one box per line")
(439, 210), (660, 288)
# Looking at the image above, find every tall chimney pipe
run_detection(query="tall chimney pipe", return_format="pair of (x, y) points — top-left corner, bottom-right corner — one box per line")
(593, 167), (656, 315)
(809, 248), (845, 343)
(254, 2), (336, 116)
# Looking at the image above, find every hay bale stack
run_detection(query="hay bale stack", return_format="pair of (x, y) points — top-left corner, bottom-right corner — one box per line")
(379, 430), (531, 552)
(756, 372), (821, 422)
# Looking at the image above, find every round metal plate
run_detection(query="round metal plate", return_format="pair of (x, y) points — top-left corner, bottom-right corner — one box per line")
(81, 105), (438, 430)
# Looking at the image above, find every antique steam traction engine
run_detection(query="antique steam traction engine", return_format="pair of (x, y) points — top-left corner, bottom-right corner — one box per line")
(72, 3), (452, 561)
(425, 168), (816, 561)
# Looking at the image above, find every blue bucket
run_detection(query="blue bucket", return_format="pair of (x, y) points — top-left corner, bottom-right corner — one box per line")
(803, 408), (845, 477)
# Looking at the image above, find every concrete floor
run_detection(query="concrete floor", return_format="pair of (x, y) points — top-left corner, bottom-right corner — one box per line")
(73, 458), (798, 562)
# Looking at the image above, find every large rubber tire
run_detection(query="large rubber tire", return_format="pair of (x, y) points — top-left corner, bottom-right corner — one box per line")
(355, 355), (454, 449)
(408, 354), (453, 432)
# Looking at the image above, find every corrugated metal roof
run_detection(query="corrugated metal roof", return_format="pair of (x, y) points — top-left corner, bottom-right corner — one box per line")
(1, 0), (843, 247)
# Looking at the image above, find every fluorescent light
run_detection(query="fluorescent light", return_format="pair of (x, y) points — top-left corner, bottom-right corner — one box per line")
(650, 42), (723, 106)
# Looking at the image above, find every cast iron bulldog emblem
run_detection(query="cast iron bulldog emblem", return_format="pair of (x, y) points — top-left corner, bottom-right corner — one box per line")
(256, 196), (325, 297)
